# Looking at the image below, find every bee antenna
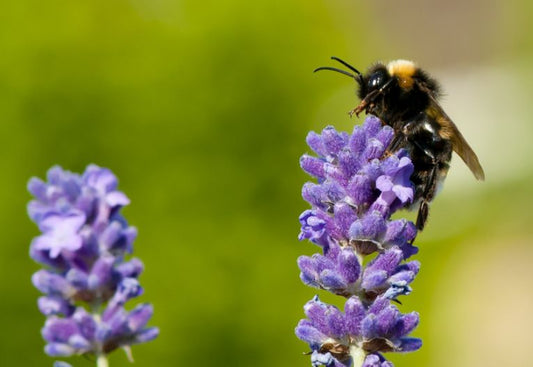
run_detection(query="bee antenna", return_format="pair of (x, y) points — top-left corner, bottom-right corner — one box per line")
(313, 66), (356, 79)
(330, 56), (362, 77)
(314, 57), (365, 86)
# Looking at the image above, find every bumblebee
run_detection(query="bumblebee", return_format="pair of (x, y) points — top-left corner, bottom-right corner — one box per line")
(315, 57), (485, 230)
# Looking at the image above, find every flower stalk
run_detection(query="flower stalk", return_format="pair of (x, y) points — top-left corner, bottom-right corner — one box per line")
(295, 116), (421, 367)
(96, 354), (109, 367)
(28, 165), (159, 366)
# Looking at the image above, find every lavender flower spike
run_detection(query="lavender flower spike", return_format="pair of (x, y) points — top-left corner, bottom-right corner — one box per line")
(28, 165), (158, 366)
(296, 116), (421, 367)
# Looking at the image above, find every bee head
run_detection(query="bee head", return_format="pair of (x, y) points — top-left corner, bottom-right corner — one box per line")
(359, 60), (417, 100)
(359, 64), (392, 99)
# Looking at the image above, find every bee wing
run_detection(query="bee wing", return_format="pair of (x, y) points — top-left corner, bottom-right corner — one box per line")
(417, 81), (485, 180)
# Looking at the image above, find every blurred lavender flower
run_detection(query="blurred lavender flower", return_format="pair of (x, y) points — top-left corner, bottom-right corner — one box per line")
(28, 165), (158, 366)
(296, 116), (421, 367)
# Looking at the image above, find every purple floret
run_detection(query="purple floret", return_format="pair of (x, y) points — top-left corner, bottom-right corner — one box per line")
(296, 116), (422, 367)
(28, 165), (158, 360)
(299, 118), (416, 259)
(295, 296), (421, 366)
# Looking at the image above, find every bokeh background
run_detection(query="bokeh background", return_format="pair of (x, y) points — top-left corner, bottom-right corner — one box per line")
(2, 0), (533, 366)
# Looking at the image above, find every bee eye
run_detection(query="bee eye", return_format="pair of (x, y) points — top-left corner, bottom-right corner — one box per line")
(368, 70), (387, 90)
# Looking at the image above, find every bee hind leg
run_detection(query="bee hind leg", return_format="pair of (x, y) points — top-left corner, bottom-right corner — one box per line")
(416, 200), (430, 230)
(416, 162), (440, 231)
(386, 132), (406, 154)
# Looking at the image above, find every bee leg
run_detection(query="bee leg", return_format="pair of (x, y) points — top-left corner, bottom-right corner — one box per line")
(416, 201), (429, 231)
(349, 100), (368, 117)
(387, 131), (406, 154)
(416, 161), (439, 230)
(350, 89), (381, 117)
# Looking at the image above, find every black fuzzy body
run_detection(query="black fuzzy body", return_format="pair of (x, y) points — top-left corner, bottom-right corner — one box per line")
(315, 57), (484, 231)
(357, 63), (452, 230)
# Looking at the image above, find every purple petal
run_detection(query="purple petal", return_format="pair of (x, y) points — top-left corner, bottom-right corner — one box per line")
(349, 125), (367, 157)
(364, 139), (386, 160)
(374, 125), (394, 147)
(375, 175), (393, 192)
(349, 211), (387, 240)
(347, 174), (373, 206)
(321, 181), (346, 204)
(115, 258), (144, 278)
(362, 354), (382, 367)
(27, 177), (47, 201)
(299, 210), (327, 237)
(365, 248), (403, 276)
(99, 221), (123, 250)
(325, 306), (346, 338)
(361, 270), (388, 289)
(393, 312), (419, 337)
(361, 159), (382, 182)
(388, 267), (417, 285)
(384, 220), (417, 247)
(133, 327), (159, 344)
(304, 297), (330, 334)
(295, 320), (326, 346)
(104, 307), (129, 337)
(338, 149), (359, 178)
(382, 283), (412, 299)
(310, 351), (344, 367)
(106, 191), (130, 207)
(95, 322), (112, 343)
(363, 115), (382, 137)
(344, 297), (365, 336)
(333, 203), (357, 235)
(72, 308), (97, 341)
(301, 155), (326, 179)
(127, 303), (154, 332)
(108, 278), (143, 310)
(42, 317), (78, 342)
(320, 269), (347, 289)
(88, 256), (114, 290)
(44, 343), (76, 357)
(83, 165), (118, 194)
(370, 306), (399, 337)
(306, 131), (327, 157)
(322, 126), (348, 156)
(34, 212), (86, 258)
(65, 268), (88, 289)
(30, 244), (68, 269)
(392, 185), (413, 204)
(338, 248), (361, 284)
(398, 337), (422, 352)
(313, 254), (335, 274)
(54, 361), (74, 367)
(69, 334), (91, 350)
(32, 270), (74, 298)
(38, 296), (75, 317)
(302, 183), (326, 209)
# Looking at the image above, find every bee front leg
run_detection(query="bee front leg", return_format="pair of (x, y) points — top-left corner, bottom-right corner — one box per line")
(350, 90), (381, 117)
(349, 100), (368, 118)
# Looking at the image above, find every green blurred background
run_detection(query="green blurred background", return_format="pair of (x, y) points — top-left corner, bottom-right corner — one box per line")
(2, 0), (533, 366)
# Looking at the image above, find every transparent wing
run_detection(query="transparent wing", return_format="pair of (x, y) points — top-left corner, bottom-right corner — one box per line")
(417, 81), (485, 180)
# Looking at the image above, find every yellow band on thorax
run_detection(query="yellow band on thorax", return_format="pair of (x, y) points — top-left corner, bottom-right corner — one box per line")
(387, 60), (416, 90)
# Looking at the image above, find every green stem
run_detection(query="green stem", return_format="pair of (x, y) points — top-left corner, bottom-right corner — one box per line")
(349, 344), (366, 367)
(96, 353), (109, 367)
(91, 304), (108, 367)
